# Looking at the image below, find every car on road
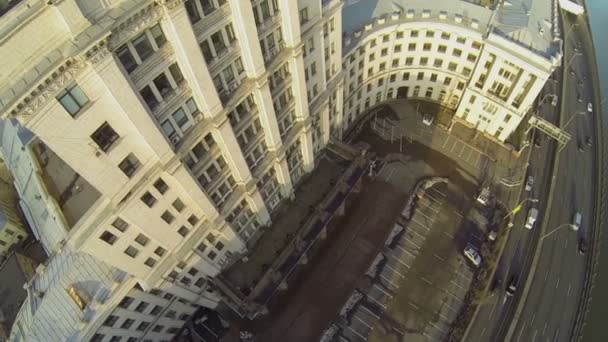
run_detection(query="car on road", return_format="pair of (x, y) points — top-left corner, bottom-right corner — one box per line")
(570, 68), (575, 76)
(586, 137), (592, 147)
(551, 95), (558, 107)
(506, 276), (517, 297)
(587, 102), (593, 113)
(524, 208), (538, 230)
(422, 114), (434, 126)
(572, 212), (582, 231)
(525, 176), (534, 192)
(577, 94), (583, 103)
(464, 245), (482, 267)
(578, 238), (587, 255)
(578, 142), (585, 152)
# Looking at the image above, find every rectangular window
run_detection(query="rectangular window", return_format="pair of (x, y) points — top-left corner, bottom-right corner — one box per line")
(299, 7), (308, 24)
(132, 32), (154, 61)
(150, 24), (166, 48)
(154, 246), (166, 257)
(91, 122), (119, 152)
(141, 192), (156, 207)
(119, 296), (134, 309)
(57, 84), (89, 117)
(161, 211), (175, 224)
(154, 178), (169, 194)
(99, 231), (117, 245)
(153, 72), (172, 98)
(137, 322), (151, 332)
(121, 318), (135, 329)
(140, 86), (159, 111)
(118, 153), (140, 178)
(135, 233), (149, 246)
(172, 198), (185, 212)
(112, 217), (129, 232)
(124, 246), (139, 258)
(135, 301), (149, 313)
(103, 315), (119, 327)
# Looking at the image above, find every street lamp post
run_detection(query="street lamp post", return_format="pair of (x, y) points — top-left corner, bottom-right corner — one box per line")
(540, 223), (576, 241)
(562, 110), (586, 130)
(502, 198), (539, 222)
(565, 52), (582, 72)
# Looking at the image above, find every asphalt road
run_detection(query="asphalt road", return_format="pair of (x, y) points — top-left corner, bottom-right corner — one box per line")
(465, 11), (598, 342)
(508, 13), (598, 342)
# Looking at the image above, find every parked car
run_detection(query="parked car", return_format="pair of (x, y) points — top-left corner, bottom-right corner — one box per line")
(587, 102), (593, 113)
(586, 137), (592, 147)
(525, 208), (538, 230)
(464, 245), (482, 267)
(534, 135), (542, 148)
(578, 142), (584, 152)
(525, 176), (535, 192)
(572, 212), (582, 231)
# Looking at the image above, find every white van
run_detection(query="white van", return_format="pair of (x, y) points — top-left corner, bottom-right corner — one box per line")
(525, 208), (538, 230)
(572, 212), (582, 231)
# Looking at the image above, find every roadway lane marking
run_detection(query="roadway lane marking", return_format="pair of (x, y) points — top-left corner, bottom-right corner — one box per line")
(532, 329), (538, 342)
(544, 270), (549, 281)
(393, 244), (416, 257)
(443, 231), (454, 239)
(531, 313), (536, 324)
(480, 328), (486, 339)
(424, 193), (442, 204)
(409, 302), (419, 310)
(433, 253), (445, 262)
(554, 328), (560, 342)
(450, 279), (467, 292)
(388, 253), (411, 268)
(411, 217), (432, 232)
(347, 326), (366, 340)
(421, 277), (433, 285)
(542, 322), (548, 336)
(353, 315), (373, 329)
(408, 227), (427, 240)
(368, 293), (389, 307)
(516, 322), (526, 342)
(401, 237), (422, 250)
(430, 187), (447, 197)
(384, 263), (406, 278)
(360, 305), (380, 319)
(430, 322), (447, 334)
(567, 283), (572, 296)
(380, 274), (400, 289)
(372, 284), (392, 298)
(556, 277), (560, 289)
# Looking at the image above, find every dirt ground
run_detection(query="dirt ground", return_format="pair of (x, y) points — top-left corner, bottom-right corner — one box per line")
(223, 157), (345, 294)
(249, 178), (409, 342)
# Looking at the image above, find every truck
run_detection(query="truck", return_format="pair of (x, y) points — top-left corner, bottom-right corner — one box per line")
(476, 187), (491, 206)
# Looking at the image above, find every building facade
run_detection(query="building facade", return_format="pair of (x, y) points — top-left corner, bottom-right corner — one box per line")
(340, 0), (561, 142)
(0, 0), (560, 340)
(0, 0), (342, 340)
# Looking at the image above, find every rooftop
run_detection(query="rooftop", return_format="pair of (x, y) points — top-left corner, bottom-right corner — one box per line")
(31, 140), (100, 228)
(342, 0), (558, 57)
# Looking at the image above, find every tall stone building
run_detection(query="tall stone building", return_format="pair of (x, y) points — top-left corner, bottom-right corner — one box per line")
(0, 0), (343, 340)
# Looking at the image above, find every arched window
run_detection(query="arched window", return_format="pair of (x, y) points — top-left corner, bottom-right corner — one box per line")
(450, 95), (460, 107)
(413, 86), (421, 97)
(438, 90), (447, 102)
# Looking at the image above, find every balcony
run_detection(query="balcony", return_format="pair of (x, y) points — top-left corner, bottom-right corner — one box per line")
(217, 77), (255, 107)
(207, 42), (240, 73)
(263, 41), (286, 67)
(256, 11), (282, 36)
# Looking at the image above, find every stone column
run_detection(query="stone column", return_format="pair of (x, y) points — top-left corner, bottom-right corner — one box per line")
(278, 0), (302, 47)
(274, 155), (294, 198)
(300, 128), (315, 172)
(254, 81), (283, 151)
(229, 0), (265, 77)
(86, 44), (174, 165)
(213, 116), (253, 184)
(334, 83), (344, 139)
(246, 181), (271, 225)
(320, 104), (331, 146)
(160, 1), (223, 117)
